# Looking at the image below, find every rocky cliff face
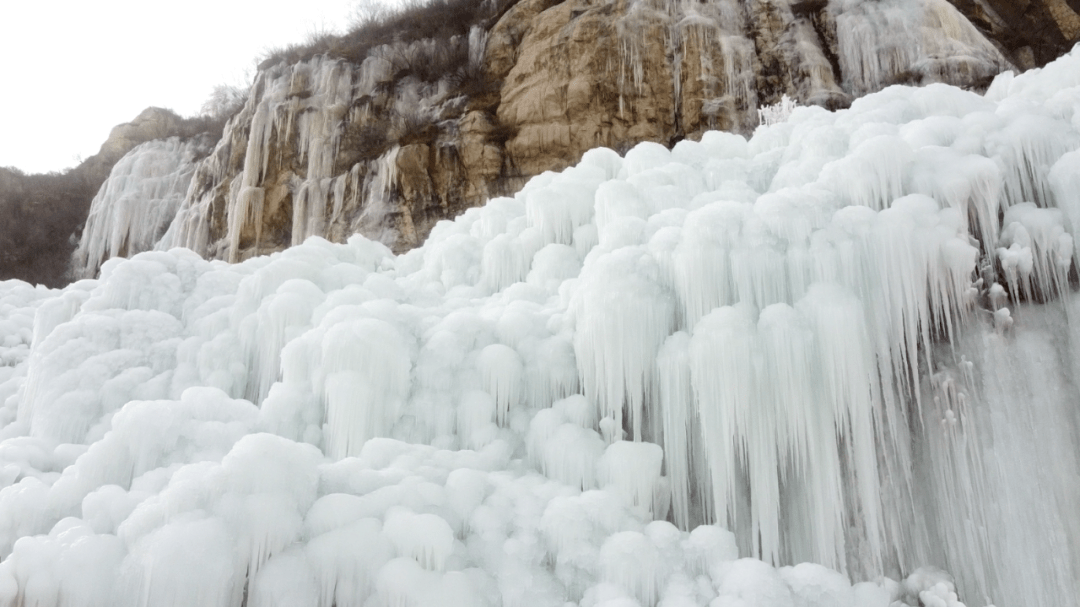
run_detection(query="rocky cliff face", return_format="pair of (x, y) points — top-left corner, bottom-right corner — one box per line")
(75, 0), (1078, 276)
(490, 0), (1007, 178)
(155, 32), (512, 264)
(948, 0), (1080, 69)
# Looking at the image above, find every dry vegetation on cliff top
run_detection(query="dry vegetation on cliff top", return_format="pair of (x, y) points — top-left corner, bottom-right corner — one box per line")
(258, 0), (519, 70)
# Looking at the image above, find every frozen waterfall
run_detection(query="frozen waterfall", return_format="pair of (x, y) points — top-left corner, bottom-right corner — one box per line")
(4, 44), (1080, 607)
(72, 136), (211, 280)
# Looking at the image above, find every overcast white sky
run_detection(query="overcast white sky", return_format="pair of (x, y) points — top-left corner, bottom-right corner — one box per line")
(0, 0), (363, 174)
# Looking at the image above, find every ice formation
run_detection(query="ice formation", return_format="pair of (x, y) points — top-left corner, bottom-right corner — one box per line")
(6, 41), (1080, 607)
(157, 29), (487, 263)
(72, 137), (211, 279)
(832, 0), (1008, 96)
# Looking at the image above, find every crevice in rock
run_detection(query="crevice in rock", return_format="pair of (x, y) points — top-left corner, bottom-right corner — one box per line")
(806, 6), (844, 99)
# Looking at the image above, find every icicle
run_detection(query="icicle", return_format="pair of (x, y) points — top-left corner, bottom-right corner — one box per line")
(314, 319), (412, 458)
(819, 135), (913, 210)
(526, 407), (562, 468)
(572, 247), (676, 442)
(686, 304), (758, 556)
(832, 0), (920, 96)
(468, 25), (488, 72)
(908, 147), (1002, 264)
(656, 332), (707, 530)
(526, 180), (597, 246)
(357, 146), (401, 244)
(481, 229), (543, 292)
(293, 179), (330, 247)
(671, 202), (746, 329)
(477, 344), (523, 426)
(796, 284), (885, 571)
(598, 440), (664, 518)
(595, 181), (650, 235)
(524, 336), (580, 410)
(120, 517), (238, 607)
(915, 0), (1014, 87)
(989, 112), (1079, 210)
(227, 187), (265, 263)
(241, 278), (324, 405)
(996, 203), (1073, 302)
(248, 549), (319, 607)
(833, 0), (1010, 97)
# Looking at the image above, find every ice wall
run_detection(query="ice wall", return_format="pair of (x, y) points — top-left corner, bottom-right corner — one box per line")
(5, 42), (1080, 607)
(832, 0), (1010, 95)
(72, 137), (210, 279)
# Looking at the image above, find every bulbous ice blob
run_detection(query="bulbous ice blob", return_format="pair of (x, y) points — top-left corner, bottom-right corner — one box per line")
(383, 509), (455, 571)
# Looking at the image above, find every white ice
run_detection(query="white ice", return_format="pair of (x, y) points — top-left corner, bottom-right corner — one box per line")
(6, 41), (1080, 607)
(73, 137), (211, 279)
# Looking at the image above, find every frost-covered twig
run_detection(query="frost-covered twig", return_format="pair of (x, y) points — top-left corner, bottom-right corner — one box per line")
(757, 94), (799, 126)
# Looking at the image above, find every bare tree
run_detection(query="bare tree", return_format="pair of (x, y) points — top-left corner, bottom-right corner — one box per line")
(200, 84), (249, 120)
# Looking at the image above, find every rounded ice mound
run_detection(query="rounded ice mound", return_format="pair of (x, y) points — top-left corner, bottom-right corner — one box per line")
(779, 562), (857, 607)
(713, 558), (797, 607)
(623, 141), (673, 176)
(383, 508), (455, 571)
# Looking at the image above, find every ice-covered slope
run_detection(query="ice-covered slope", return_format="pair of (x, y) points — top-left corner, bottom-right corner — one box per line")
(5, 46), (1080, 607)
(72, 136), (212, 279)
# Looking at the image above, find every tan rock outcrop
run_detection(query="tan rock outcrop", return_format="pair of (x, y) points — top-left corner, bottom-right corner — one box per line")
(494, 0), (1010, 183)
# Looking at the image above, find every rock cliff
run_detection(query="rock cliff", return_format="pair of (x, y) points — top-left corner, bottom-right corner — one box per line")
(76, 0), (1080, 275)
(948, 0), (1080, 68)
